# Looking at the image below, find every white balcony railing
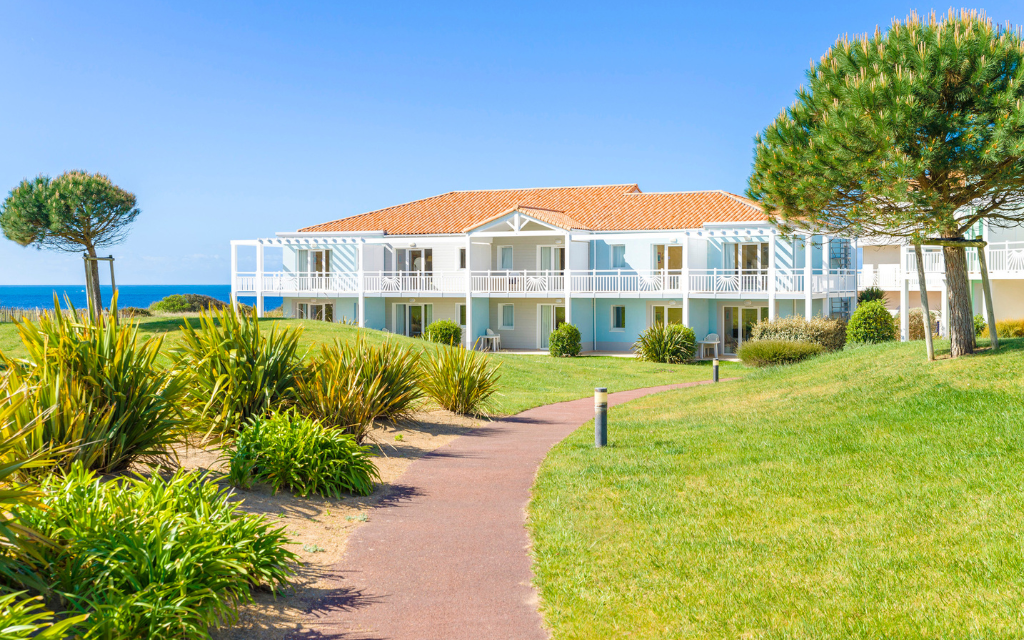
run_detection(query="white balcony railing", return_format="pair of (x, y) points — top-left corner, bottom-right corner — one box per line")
(236, 268), (859, 296)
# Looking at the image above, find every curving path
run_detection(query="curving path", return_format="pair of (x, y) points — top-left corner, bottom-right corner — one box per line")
(293, 381), (721, 639)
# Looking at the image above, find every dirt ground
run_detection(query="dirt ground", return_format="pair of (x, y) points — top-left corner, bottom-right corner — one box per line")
(168, 410), (485, 640)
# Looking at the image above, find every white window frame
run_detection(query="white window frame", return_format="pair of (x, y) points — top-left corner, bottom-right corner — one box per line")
(536, 245), (566, 271)
(499, 303), (515, 330)
(611, 305), (626, 331)
(457, 303), (467, 327)
(499, 245), (514, 271)
(611, 244), (626, 269)
(459, 247), (467, 270)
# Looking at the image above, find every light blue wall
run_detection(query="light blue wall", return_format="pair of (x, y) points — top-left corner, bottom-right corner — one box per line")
(689, 298), (711, 342)
(571, 298), (595, 351)
(469, 297), (489, 348)
(594, 298), (646, 351)
(364, 297), (385, 330)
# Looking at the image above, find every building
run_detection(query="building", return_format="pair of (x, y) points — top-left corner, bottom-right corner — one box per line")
(231, 184), (861, 354)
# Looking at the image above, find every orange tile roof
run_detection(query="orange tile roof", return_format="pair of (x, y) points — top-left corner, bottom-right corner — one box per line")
(298, 185), (767, 235)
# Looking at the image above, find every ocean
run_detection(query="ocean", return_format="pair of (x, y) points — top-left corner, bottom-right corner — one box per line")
(0, 285), (283, 312)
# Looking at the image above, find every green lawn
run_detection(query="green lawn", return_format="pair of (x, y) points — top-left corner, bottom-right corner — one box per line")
(0, 316), (744, 416)
(528, 337), (1024, 638)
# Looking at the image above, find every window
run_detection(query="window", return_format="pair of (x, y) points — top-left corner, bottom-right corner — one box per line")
(611, 245), (626, 268)
(458, 304), (467, 327)
(611, 305), (626, 330)
(459, 248), (467, 269)
(500, 304), (514, 329)
(499, 246), (513, 270)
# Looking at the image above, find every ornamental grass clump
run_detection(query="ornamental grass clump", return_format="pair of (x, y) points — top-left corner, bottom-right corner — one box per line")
(737, 339), (824, 367)
(749, 315), (847, 352)
(420, 345), (500, 415)
(633, 324), (696, 363)
(423, 320), (462, 346)
(228, 411), (379, 497)
(171, 306), (303, 440)
(295, 338), (422, 443)
(0, 296), (186, 473)
(12, 463), (296, 639)
(548, 323), (582, 357)
(898, 308), (939, 341)
(983, 318), (1024, 338)
(846, 300), (898, 344)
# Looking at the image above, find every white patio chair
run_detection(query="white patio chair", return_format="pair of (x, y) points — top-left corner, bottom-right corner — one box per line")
(697, 333), (719, 360)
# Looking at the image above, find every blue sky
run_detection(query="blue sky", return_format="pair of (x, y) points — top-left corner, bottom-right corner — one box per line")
(2, 2), (1023, 284)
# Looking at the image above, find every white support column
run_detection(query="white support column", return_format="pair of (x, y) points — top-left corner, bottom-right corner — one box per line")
(564, 232), (572, 326)
(850, 236), (859, 316)
(767, 232), (777, 319)
(230, 241), (239, 312)
(899, 245), (910, 342)
(804, 233), (813, 320)
(465, 235), (473, 349)
(357, 242), (366, 328)
(255, 241), (265, 318)
(682, 238), (690, 326)
(820, 234), (830, 318)
(940, 278), (949, 338)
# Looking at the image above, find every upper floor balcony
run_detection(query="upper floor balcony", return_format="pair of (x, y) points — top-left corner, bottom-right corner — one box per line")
(235, 267), (857, 298)
(858, 240), (1024, 290)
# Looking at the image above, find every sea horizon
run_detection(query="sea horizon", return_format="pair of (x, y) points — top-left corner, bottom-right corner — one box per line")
(0, 284), (281, 311)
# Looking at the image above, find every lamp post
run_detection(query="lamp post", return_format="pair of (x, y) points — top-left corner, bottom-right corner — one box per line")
(713, 358), (720, 383)
(594, 387), (608, 447)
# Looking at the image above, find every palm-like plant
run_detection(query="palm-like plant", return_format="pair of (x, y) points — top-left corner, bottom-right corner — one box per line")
(170, 306), (303, 440)
(633, 324), (696, 364)
(419, 345), (500, 415)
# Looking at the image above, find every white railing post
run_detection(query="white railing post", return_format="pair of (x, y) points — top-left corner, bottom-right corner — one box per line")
(899, 245), (909, 342)
(804, 233), (813, 320)
(255, 241), (265, 318)
(768, 232), (777, 319)
(465, 236), (473, 348)
(230, 241), (239, 312)
(564, 234), (573, 326)
(357, 242), (365, 328)
(682, 239), (690, 325)
(820, 234), (830, 317)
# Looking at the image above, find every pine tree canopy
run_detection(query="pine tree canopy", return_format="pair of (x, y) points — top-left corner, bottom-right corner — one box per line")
(747, 9), (1024, 241)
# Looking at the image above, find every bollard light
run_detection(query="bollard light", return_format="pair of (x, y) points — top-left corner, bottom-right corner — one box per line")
(712, 358), (720, 383)
(594, 387), (608, 447)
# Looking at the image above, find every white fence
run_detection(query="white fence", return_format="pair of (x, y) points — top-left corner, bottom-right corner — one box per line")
(236, 268), (858, 296)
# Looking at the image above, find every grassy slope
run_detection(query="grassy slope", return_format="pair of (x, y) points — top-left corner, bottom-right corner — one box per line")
(529, 338), (1024, 639)
(0, 317), (745, 416)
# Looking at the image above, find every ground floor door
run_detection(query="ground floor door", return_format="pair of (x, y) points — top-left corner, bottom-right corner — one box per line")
(297, 302), (334, 322)
(722, 305), (769, 354)
(538, 304), (566, 348)
(394, 303), (433, 337)
(651, 305), (683, 327)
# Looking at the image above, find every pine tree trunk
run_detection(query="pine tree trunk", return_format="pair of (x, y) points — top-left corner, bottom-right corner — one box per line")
(86, 245), (104, 314)
(942, 245), (975, 357)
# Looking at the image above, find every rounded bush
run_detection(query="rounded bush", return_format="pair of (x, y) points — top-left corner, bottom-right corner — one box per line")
(846, 300), (897, 344)
(973, 314), (987, 337)
(738, 339), (824, 367)
(898, 308), (938, 341)
(424, 319), (462, 345)
(633, 323), (696, 363)
(150, 293), (228, 313)
(548, 323), (582, 357)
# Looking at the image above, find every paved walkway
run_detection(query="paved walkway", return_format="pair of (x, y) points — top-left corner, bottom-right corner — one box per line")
(295, 381), (720, 640)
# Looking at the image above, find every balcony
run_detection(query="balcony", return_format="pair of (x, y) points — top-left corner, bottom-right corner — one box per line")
(859, 241), (1024, 291)
(235, 268), (858, 298)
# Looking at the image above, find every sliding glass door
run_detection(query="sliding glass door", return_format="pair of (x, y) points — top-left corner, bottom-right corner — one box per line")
(538, 304), (566, 348)
(722, 305), (769, 354)
(393, 303), (433, 337)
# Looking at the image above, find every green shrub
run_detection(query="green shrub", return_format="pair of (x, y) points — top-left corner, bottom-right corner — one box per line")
(738, 339), (824, 367)
(13, 463), (295, 639)
(974, 314), (987, 337)
(228, 411), (379, 497)
(0, 297), (186, 473)
(423, 320), (462, 346)
(0, 592), (85, 639)
(420, 345), (500, 414)
(857, 286), (886, 304)
(150, 294), (228, 314)
(984, 318), (1024, 338)
(171, 306), (303, 440)
(846, 300), (898, 344)
(749, 315), (847, 352)
(295, 338), (422, 443)
(633, 324), (696, 363)
(118, 306), (151, 317)
(548, 323), (582, 357)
